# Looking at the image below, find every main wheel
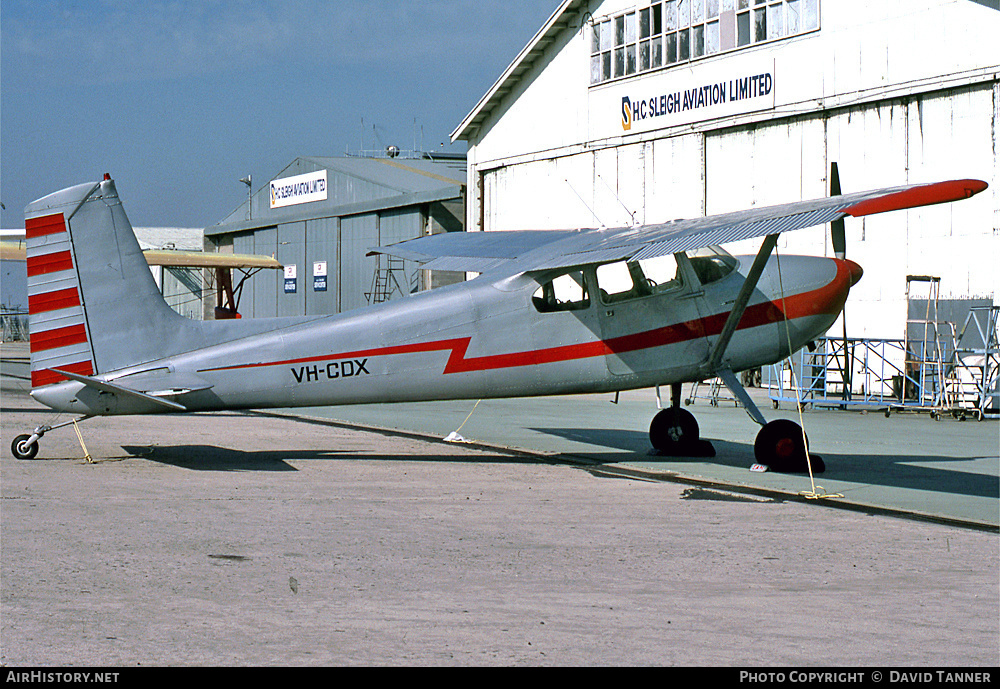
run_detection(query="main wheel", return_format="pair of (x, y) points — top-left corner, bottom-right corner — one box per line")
(754, 419), (823, 473)
(11, 434), (39, 460)
(649, 407), (718, 457)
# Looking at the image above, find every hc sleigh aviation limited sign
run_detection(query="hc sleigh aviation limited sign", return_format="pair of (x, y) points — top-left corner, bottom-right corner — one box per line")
(591, 57), (775, 137)
(270, 170), (328, 209)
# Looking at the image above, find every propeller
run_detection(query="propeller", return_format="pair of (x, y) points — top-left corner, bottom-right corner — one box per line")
(830, 161), (852, 400)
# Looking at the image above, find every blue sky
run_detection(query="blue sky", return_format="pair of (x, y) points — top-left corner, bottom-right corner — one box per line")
(1, 1), (559, 228)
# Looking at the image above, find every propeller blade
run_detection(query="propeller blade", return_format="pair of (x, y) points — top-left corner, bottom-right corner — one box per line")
(830, 162), (846, 259)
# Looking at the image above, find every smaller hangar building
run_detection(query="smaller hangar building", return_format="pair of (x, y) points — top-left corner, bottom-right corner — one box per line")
(205, 154), (465, 319)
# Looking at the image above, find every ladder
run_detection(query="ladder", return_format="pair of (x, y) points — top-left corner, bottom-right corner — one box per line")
(901, 275), (951, 412)
(365, 255), (407, 304)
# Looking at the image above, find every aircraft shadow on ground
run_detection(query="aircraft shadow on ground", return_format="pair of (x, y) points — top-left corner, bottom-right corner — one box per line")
(120, 444), (548, 472)
(534, 426), (1000, 500)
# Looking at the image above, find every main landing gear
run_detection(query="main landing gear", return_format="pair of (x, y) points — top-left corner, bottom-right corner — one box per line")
(649, 383), (716, 457)
(649, 375), (823, 474)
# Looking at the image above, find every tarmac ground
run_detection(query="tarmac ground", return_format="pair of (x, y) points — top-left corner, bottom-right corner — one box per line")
(1, 342), (998, 666)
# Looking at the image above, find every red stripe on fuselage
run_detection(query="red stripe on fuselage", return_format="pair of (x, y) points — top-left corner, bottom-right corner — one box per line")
(201, 260), (852, 376)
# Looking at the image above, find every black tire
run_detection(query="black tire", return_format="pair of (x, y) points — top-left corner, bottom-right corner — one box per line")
(11, 434), (39, 460)
(649, 407), (699, 452)
(754, 419), (817, 473)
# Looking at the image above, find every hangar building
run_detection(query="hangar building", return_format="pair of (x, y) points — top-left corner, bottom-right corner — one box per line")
(452, 0), (999, 344)
(205, 154), (465, 319)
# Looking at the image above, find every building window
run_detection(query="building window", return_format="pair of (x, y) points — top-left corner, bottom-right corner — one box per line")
(590, 0), (819, 85)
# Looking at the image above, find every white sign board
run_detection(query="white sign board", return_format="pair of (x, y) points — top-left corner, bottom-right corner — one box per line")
(270, 170), (328, 209)
(590, 57), (775, 138)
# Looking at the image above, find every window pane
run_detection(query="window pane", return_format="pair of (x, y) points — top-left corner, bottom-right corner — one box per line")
(638, 255), (680, 289)
(707, 0), (720, 18)
(803, 0), (819, 30)
(533, 271), (589, 312)
(615, 47), (625, 76)
(737, 11), (750, 45)
(722, 0), (735, 11)
(665, 0), (677, 30)
(665, 32), (678, 63)
(652, 37), (663, 67)
(706, 20), (720, 53)
(592, 22), (601, 53)
(591, 55), (601, 83)
(625, 12), (637, 43)
(693, 23), (705, 57)
(652, 3), (662, 34)
(678, 0), (690, 28)
(678, 26), (690, 59)
(615, 15), (625, 46)
(767, 2), (783, 39)
(600, 19), (613, 50)
(738, 0), (750, 8)
(626, 44), (636, 74)
(602, 51), (612, 80)
(640, 8), (651, 38)
(596, 262), (634, 301)
(640, 39), (651, 70)
(754, 7), (766, 42)
(786, 0), (800, 33)
(692, 0), (704, 24)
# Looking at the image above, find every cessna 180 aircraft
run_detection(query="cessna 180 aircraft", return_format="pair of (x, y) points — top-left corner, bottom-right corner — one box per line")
(11, 172), (987, 472)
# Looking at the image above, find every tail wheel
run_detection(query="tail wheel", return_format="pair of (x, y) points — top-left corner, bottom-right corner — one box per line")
(11, 434), (39, 460)
(649, 407), (699, 452)
(754, 419), (823, 473)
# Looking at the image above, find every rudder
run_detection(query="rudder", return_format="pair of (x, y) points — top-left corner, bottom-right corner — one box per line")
(24, 175), (188, 387)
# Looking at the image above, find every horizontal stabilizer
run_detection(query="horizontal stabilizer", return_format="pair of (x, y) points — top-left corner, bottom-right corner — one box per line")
(49, 368), (188, 411)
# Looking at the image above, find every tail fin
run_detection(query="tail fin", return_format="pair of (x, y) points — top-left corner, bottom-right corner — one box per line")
(24, 176), (188, 387)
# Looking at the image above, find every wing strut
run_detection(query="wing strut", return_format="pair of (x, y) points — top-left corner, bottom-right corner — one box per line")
(703, 233), (779, 376)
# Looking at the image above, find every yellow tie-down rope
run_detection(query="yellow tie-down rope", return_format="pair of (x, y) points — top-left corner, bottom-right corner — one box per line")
(72, 418), (92, 463)
(774, 246), (844, 500)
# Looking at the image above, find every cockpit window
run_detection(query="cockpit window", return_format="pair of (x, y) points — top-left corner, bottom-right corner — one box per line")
(532, 270), (590, 312)
(687, 245), (737, 285)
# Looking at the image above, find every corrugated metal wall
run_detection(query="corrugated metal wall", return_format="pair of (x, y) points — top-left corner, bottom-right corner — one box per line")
(477, 82), (996, 340)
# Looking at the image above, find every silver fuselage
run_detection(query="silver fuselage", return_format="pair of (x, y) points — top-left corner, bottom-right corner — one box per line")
(32, 252), (856, 416)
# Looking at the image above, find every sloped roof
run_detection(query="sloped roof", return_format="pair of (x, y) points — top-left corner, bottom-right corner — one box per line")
(451, 0), (584, 142)
(209, 155), (466, 236)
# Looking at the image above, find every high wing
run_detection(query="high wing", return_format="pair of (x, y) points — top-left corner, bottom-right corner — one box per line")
(367, 228), (580, 273)
(370, 179), (987, 274)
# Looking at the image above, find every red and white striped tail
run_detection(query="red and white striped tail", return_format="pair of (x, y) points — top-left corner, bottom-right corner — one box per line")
(25, 211), (96, 388)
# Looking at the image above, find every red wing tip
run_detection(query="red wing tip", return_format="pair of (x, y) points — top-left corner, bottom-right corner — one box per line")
(841, 179), (988, 218)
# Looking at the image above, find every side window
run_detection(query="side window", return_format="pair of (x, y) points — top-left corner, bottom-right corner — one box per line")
(638, 255), (682, 293)
(596, 257), (683, 304)
(596, 261), (636, 303)
(532, 270), (590, 312)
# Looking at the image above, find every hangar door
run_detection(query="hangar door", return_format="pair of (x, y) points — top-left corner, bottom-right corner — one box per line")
(377, 207), (423, 298)
(479, 134), (706, 233)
